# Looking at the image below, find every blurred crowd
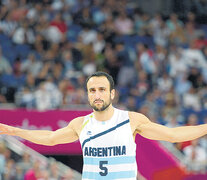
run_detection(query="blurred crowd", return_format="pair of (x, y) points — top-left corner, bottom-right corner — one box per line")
(0, 0), (207, 173)
(0, 141), (78, 180)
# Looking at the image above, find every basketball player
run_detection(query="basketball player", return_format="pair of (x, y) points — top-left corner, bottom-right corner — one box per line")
(0, 71), (207, 180)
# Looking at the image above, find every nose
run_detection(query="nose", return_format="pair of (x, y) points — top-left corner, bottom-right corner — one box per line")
(95, 91), (101, 99)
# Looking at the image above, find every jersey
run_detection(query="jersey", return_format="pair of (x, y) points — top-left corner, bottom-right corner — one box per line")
(79, 108), (137, 180)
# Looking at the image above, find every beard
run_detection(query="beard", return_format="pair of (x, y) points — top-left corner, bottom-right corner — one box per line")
(89, 98), (112, 112)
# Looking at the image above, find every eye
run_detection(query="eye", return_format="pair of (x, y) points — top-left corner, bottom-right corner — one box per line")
(89, 89), (96, 93)
(99, 88), (106, 92)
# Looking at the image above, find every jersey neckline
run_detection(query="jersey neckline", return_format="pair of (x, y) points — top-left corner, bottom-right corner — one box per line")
(91, 107), (117, 124)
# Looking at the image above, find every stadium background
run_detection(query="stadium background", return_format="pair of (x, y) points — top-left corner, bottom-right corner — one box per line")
(0, 0), (207, 179)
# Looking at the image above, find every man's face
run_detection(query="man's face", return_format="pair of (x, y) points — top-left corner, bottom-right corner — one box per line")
(87, 76), (115, 112)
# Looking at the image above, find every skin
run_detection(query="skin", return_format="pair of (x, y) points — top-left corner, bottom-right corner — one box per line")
(0, 76), (207, 146)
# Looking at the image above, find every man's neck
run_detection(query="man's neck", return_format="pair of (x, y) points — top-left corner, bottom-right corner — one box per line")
(93, 105), (114, 121)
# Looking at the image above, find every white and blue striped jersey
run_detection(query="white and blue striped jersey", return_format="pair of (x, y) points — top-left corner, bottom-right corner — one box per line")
(79, 108), (137, 180)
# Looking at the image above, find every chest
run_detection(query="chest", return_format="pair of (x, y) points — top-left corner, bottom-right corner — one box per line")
(80, 118), (134, 149)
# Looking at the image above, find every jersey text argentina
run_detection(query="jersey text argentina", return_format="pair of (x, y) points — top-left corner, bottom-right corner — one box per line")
(79, 108), (137, 180)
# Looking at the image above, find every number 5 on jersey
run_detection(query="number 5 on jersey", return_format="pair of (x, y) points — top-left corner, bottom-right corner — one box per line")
(99, 161), (108, 176)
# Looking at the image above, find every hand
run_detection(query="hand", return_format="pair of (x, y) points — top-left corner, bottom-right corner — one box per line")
(0, 123), (16, 136)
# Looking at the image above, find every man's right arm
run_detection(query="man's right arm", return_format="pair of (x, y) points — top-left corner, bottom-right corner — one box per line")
(0, 117), (83, 146)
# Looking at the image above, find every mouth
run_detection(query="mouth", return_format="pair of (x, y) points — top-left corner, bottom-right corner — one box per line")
(94, 100), (103, 104)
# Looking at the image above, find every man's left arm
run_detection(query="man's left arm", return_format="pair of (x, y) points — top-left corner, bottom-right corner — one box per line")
(129, 112), (207, 143)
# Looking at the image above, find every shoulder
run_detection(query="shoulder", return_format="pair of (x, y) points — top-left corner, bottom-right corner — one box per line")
(128, 111), (150, 126)
(128, 111), (147, 119)
(69, 116), (84, 128)
(127, 111), (151, 135)
(67, 116), (85, 137)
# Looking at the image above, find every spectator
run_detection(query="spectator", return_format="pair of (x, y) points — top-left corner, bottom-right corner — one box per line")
(79, 26), (97, 45)
(49, 161), (61, 180)
(134, 13), (151, 36)
(150, 14), (169, 46)
(75, 7), (93, 28)
(114, 12), (134, 35)
(15, 164), (24, 180)
(196, 73), (207, 90)
(166, 115), (180, 128)
(14, 73), (36, 108)
(182, 42), (207, 69)
(103, 44), (120, 85)
(38, 169), (51, 180)
(130, 70), (149, 97)
(92, 4), (109, 25)
(169, 48), (188, 78)
(35, 79), (62, 111)
(15, 86), (35, 108)
(73, 88), (88, 104)
(24, 73), (37, 92)
(116, 42), (136, 87)
(49, 13), (67, 42)
(162, 89), (179, 122)
(141, 92), (160, 119)
(62, 168), (75, 180)
(187, 67), (203, 89)
(183, 21), (201, 45)
(166, 13), (183, 32)
(58, 78), (74, 105)
(3, 159), (16, 180)
(24, 160), (42, 180)
(175, 74), (192, 96)
(9, 0), (28, 22)
(157, 72), (173, 93)
(12, 20), (35, 45)
(99, 15), (116, 44)
(51, 61), (64, 85)
(35, 15), (50, 44)
(21, 53), (42, 77)
(17, 152), (33, 175)
(26, 3), (42, 23)
(92, 31), (105, 54)
(183, 87), (202, 110)
(36, 61), (52, 84)
(183, 139), (207, 172)
(199, 86), (207, 109)
(0, 46), (12, 75)
(136, 43), (156, 84)
(61, 51), (75, 78)
(126, 96), (137, 111)
(0, 12), (17, 37)
(153, 45), (167, 75)
(177, 114), (199, 151)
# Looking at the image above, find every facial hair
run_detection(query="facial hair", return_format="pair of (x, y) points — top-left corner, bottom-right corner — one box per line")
(89, 97), (112, 112)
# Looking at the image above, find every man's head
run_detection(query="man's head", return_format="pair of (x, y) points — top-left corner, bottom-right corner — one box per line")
(86, 72), (115, 112)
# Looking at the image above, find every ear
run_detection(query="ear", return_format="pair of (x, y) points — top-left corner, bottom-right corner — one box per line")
(111, 89), (115, 100)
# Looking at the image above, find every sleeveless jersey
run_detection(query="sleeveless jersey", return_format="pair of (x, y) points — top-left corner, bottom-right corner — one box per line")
(79, 108), (137, 180)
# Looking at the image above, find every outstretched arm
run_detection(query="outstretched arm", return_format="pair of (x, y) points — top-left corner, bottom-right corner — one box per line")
(129, 112), (207, 143)
(0, 117), (83, 146)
